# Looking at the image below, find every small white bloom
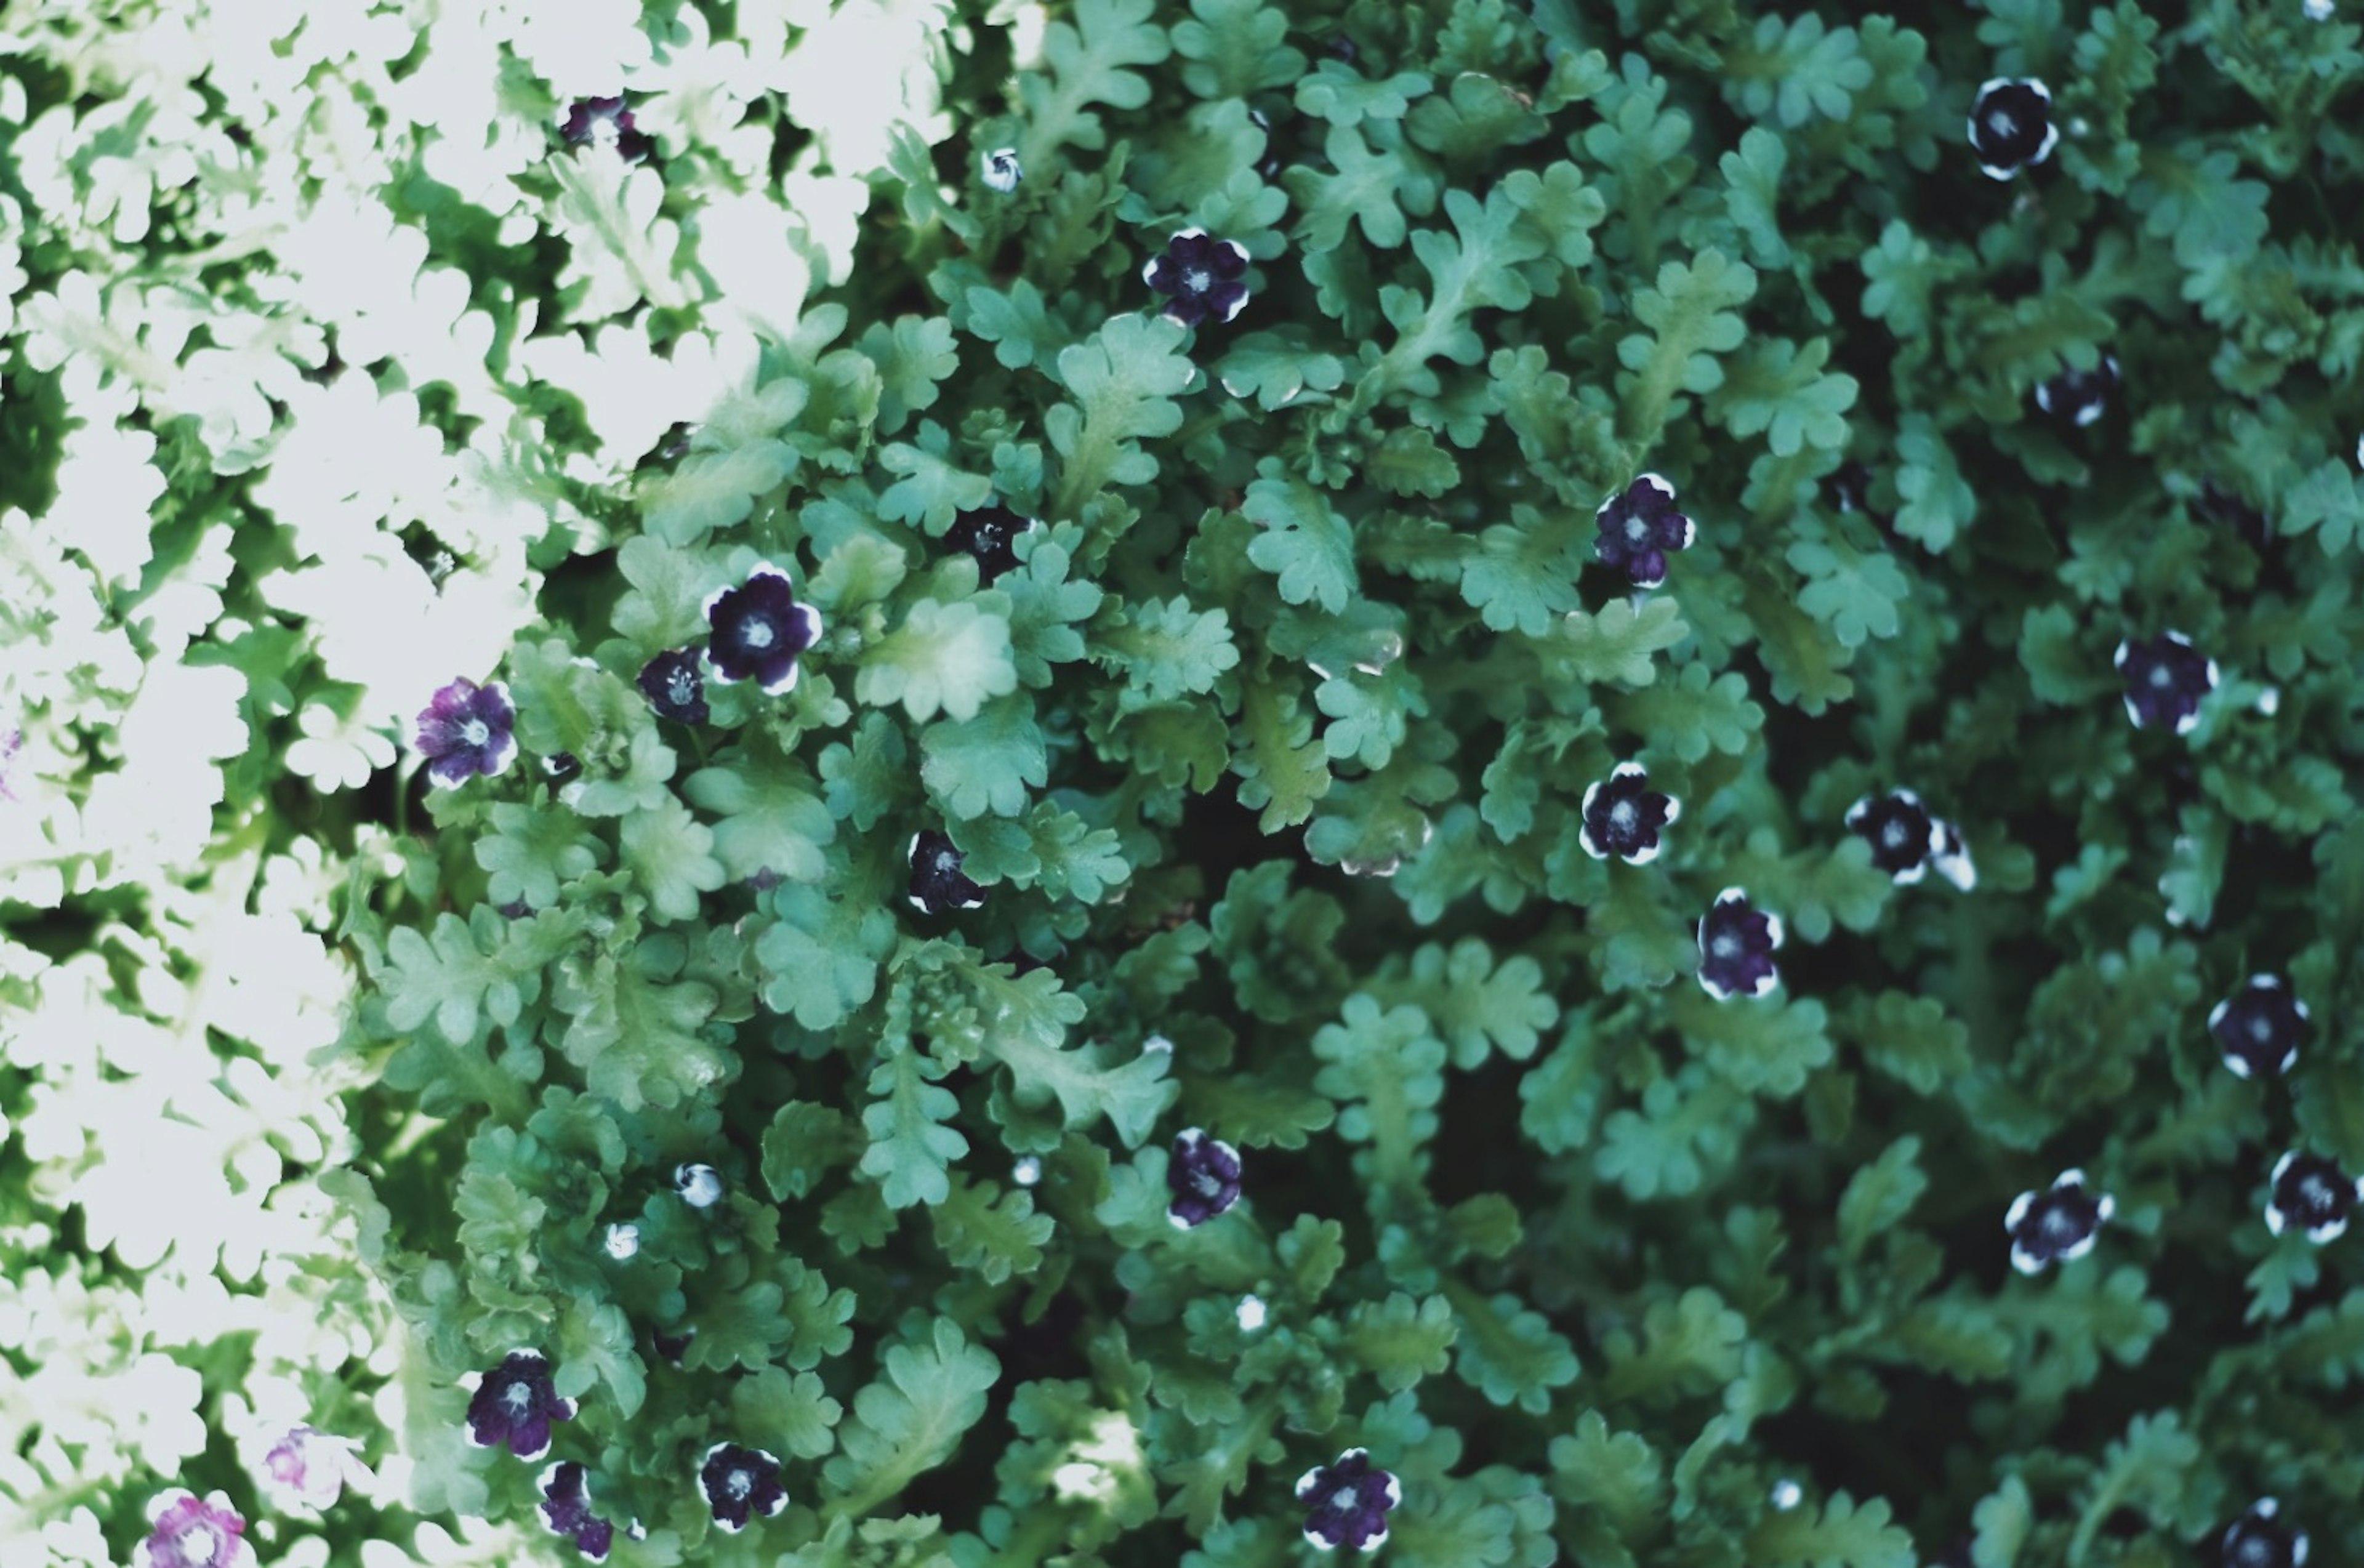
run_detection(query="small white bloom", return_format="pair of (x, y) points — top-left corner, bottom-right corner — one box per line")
(2306, 0), (2334, 22)
(1236, 1294), (1268, 1332)
(605, 1223), (641, 1260)
(982, 147), (1021, 192)
(1771, 1479), (1803, 1511)
(674, 1164), (723, 1209)
(1012, 1156), (1043, 1188)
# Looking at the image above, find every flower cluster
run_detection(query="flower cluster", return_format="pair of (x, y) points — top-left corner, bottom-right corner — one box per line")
(539, 1461), (618, 1561)
(1846, 789), (1976, 890)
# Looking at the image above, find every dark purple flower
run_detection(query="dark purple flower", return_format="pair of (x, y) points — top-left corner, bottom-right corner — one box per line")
(2005, 1168), (2113, 1275)
(462, 1350), (576, 1461)
(1579, 763), (1680, 865)
(1166, 1127), (1243, 1229)
(1143, 228), (1252, 328)
(540, 1462), (617, 1562)
(699, 1442), (787, 1533)
(1296, 1447), (1401, 1553)
(2267, 1151), (2362, 1244)
(1844, 789), (1946, 885)
(946, 504), (1033, 582)
(638, 648), (710, 724)
(703, 564), (822, 696)
(2035, 353), (2119, 428)
(1697, 888), (1782, 1001)
(1969, 77), (2057, 179)
(652, 1325), (695, 1365)
(2211, 975), (2308, 1079)
(1593, 473), (1695, 589)
(412, 677), (518, 787)
(981, 147), (1021, 192)
(2114, 630), (2218, 734)
(2219, 1499), (2308, 1568)
(560, 95), (653, 162)
(135, 1490), (252, 1568)
(908, 830), (986, 915)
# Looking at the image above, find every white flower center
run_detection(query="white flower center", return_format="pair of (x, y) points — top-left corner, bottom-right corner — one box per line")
(504, 1381), (533, 1414)
(2235, 1535), (2274, 1568)
(175, 1524), (223, 1567)
(462, 718), (489, 747)
(1986, 107), (2016, 139)
(668, 669), (695, 704)
(2251, 1015), (2274, 1042)
(2038, 1205), (2081, 1242)
(743, 619), (774, 649)
(1330, 1486), (1360, 1512)
(591, 117), (619, 148)
(1883, 820), (1910, 849)
(1711, 932), (1742, 960)
(1186, 268), (1212, 293)
(1626, 515), (1650, 541)
(1609, 799), (1638, 832)
(2150, 664), (2173, 688)
(1194, 1168), (1223, 1198)
(727, 1468), (752, 1500)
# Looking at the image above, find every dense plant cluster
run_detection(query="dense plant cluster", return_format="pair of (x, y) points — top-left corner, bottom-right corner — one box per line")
(4, 0), (2364, 1566)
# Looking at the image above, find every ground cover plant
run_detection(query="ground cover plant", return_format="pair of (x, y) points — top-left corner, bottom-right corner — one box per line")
(4, 0), (2364, 1566)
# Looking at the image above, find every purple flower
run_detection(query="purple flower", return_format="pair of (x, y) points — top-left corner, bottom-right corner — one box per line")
(1143, 228), (1252, 328)
(2267, 1151), (2362, 1244)
(638, 648), (709, 725)
(946, 504), (1034, 583)
(412, 677), (518, 787)
(1845, 789), (1947, 885)
(2211, 975), (2308, 1079)
(462, 1350), (576, 1460)
(1579, 763), (1680, 865)
(1296, 1448), (1401, 1553)
(2114, 630), (2218, 734)
(560, 95), (653, 162)
(1697, 888), (1782, 1001)
(2035, 353), (2120, 428)
(652, 1325), (695, 1365)
(2219, 1499), (2309, 1568)
(981, 146), (1021, 192)
(1969, 77), (2057, 179)
(908, 830), (986, 915)
(1593, 473), (1695, 589)
(703, 565), (822, 696)
(260, 1425), (361, 1511)
(699, 1442), (787, 1532)
(1165, 1127), (1243, 1229)
(541, 1461), (617, 1562)
(0, 725), (20, 802)
(2005, 1168), (2113, 1274)
(134, 1490), (254, 1568)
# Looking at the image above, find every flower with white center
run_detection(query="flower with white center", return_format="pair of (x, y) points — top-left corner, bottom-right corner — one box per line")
(908, 829), (986, 914)
(541, 1460), (617, 1562)
(1143, 228), (1252, 327)
(1012, 1155), (1043, 1187)
(981, 147), (1021, 192)
(702, 564), (822, 696)
(603, 1223), (641, 1260)
(560, 95), (654, 163)
(699, 1442), (787, 1532)
(2004, 1169), (2113, 1274)
(411, 677), (517, 787)
(1593, 473), (1696, 589)
(1165, 1127), (1243, 1229)
(1845, 789), (1948, 885)
(946, 502), (1035, 582)
(1771, 1479), (1804, 1511)
(1697, 888), (1782, 1001)
(2209, 975), (2308, 1079)
(1579, 763), (1680, 865)
(1297, 1448), (1402, 1553)
(1968, 78), (2059, 179)
(460, 1349), (577, 1460)
(637, 648), (709, 725)
(673, 1164), (723, 1209)
(134, 1490), (255, 1568)
(2218, 1498), (2309, 1568)
(2305, 0), (2334, 20)
(2114, 631), (2219, 734)
(2266, 1151), (2363, 1244)
(1236, 1294), (1268, 1332)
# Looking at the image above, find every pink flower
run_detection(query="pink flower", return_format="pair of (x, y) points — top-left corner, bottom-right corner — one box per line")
(261, 1425), (366, 1511)
(134, 1490), (254, 1568)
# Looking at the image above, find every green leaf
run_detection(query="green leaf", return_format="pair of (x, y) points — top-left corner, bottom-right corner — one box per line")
(734, 1365), (844, 1462)
(964, 276), (1068, 372)
(1971, 1475), (2034, 1568)
(1539, 596), (1691, 688)
(1096, 595), (1240, 703)
(551, 944), (726, 1112)
(922, 695), (1049, 819)
(857, 596), (1019, 725)
(861, 1047), (969, 1210)
(821, 1317), (1000, 1518)
(1787, 520), (1909, 648)
(2278, 456), (2364, 556)
(1671, 988), (1834, 1097)
(1711, 336), (1858, 457)
(1285, 120), (1437, 251)
(1834, 992), (1972, 1096)
(1725, 13), (1874, 127)
(1719, 128), (1790, 268)
(1234, 672), (1334, 830)
(1612, 659), (1764, 762)
(877, 421), (992, 531)
(1293, 58), (1434, 127)
(1343, 1292), (1458, 1393)
(1171, 0), (1304, 97)
(928, 1173), (1054, 1285)
(1550, 1411), (1666, 1549)
(473, 802), (606, 911)
(1836, 1136), (1928, 1260)
(1859, 220), (1959, 343)
(1376, 938), (1559, 1069)
(1617, 247), (1757, 444)
(856, 315), (960, 438)
(1015, 0), (1174, 164)
(1893, 414), (1977, 552)
(931, 955), (1178, 1146)
(2019, 602), (2117, 706)
(1243, 463), (1359, 614)
(1447, 1282), (1582, 1413)
(1745, 1491), (1914, 1568)
(1045, 313), (1195, 517)
(617, 795), (727, 923)
(683, 746), (837, 885)
(1596, 1066), (1752, 1200)
(761, 1100), (860, 1201)
(2065, 1410), (2201, 1564)
(1600, 1286), (1749, 1404)
(753, 882), (898, 1029)
(1461, 515), (1583, 635)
